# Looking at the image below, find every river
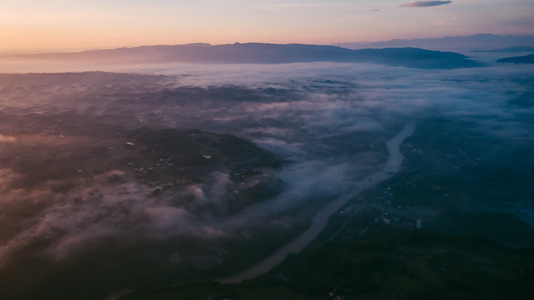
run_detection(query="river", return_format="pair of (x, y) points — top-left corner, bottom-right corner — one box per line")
(219, 122), (415, 283)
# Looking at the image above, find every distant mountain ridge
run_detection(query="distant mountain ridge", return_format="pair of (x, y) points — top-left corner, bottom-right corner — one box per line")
(2, 43), (481, 69)
(472, 46), (534, 53)
(335, 34), (534, 52)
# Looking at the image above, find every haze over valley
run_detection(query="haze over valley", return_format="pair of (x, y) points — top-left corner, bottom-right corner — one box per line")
(1, 35), (534, 298)
(1, 1), (534, 298)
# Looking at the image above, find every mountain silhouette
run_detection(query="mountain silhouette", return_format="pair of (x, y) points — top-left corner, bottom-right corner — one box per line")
(335, 34), (534, 52)
(5, 43), (481, 69)
(497, 54), (534, 64)
(472, 46), (534, 53)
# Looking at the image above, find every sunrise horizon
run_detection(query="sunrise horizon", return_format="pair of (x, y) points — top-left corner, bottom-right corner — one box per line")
(2, 33), (533, 55)
(2, 1), (533, 53)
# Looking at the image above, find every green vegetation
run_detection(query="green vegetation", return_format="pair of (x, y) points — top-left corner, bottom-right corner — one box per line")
(118, 221), (534, 300)
(118, 117), (534, 300)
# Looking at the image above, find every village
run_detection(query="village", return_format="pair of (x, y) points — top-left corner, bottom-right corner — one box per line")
(331, 185), (426, 244)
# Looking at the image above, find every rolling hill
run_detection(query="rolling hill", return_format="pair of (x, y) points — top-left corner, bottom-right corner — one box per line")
(497, 53), (534, 64)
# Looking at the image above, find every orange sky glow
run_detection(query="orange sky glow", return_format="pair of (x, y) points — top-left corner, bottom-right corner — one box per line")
(0, 0), (532, 53)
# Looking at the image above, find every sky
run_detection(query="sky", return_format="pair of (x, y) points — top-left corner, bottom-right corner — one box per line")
(0, 0), (533, 52)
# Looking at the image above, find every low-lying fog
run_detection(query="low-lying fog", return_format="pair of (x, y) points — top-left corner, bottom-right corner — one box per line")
(1, 59), (533, 299)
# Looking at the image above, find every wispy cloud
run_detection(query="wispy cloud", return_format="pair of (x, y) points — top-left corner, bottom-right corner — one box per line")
(400, 1), (452, 8)
(0, 135), (16, 142)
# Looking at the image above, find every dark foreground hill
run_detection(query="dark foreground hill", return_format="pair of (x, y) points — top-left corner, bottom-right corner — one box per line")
(4, 43), (481, 69)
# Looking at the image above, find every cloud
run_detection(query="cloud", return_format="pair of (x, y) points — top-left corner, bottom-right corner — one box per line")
(0, 135), (15, 142)
(400, 1), (452, 8)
